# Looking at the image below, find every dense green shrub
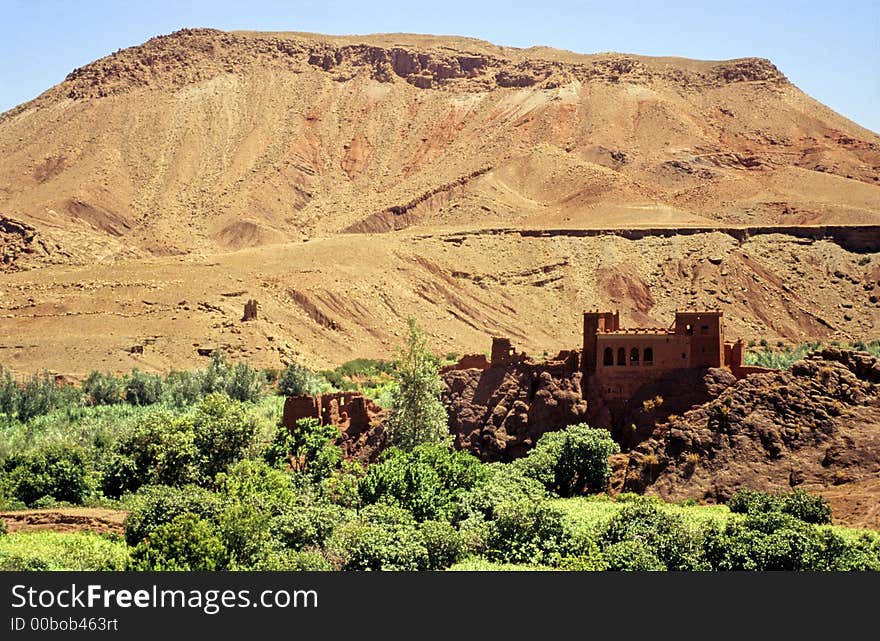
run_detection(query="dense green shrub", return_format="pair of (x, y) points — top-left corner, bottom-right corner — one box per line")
(82, 371), (122, 406)
(190, 393), (258, 481)
(727, 488), (832, 524)
(163, 370), (202, 407)
(600, 501), (703, 570)
(326, 503), (430, 571)
(603, 540), (666, 571)
(123, 370), (164, 406)
(254, 549), (332, 571)
(270, 504), (347, 551)
(130, 514), (227, 571)
(101, 410), (198, 497)
(0, 532), (129, 571)
(278, 362), (324, 397)
(419, 519), (465, 569)
(453, 462), (547, 523)
(217, 502), (274, 569)
(0, 365), (19, 418)
(1, 444), (93, 506)
(359, 444), (486, 521)
(486, 499), (567, 565)
(224, 362), (264, 403)
(215, 459), (301, 511)
(17, 372), (80, 422)
(514, 424), (620, 497)
(124, 484), (224, 546)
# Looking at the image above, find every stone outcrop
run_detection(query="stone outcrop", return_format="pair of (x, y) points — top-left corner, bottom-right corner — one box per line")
(616, 349), (880, 504)
(442, 344), (588, 461)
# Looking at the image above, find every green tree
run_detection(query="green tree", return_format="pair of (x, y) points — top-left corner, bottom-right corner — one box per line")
(514, 424), (620, 496)
(123, 369), (163, 406)
(278, 362), (324, 397)
(82, 371), (122, 406)
(386, 317), (449, 450)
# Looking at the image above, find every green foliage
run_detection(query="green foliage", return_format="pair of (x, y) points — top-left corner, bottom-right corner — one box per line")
(215, 458), (301, 510)
(359, 444), (486, 521)
(322, 460), (365, 508)
(225, 362), (265, 403)
(555, 541), (608, 571)
(163, 370), (202, 408)
(254, 549), (332, 571)
(326, 503), (430, 570)
(727, 488), (832, 524)
(101, 410), (198, 497)
(217, 501), (274, 569)
(0, 364), (19, 418)
(603, 540), (666, 571)
(82, 371), (122, 406)
(124, 484), (224, 546)
(744, 340), (880, 370)
(123, 369), (164, 406)
(0, 532), (129, 571)
(453, 463), (547, 523)
(386, 318), (449, 450)
(600, 500), (704, 570)
(270, 504), (347, 551)
(17, 371), (80, 422)
(265, 417), (341, 483)
(486, 499), (567, 565)
(130, 513), (227, 571)
(278, 362), (325, 397)
(514, 424), (620, 497)
(1, 444), (93, 506)
(190, 393), (258, 481)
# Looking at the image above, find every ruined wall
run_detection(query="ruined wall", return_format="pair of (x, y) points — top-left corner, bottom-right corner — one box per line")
(440, 353), (490, 373)
(282, 392), (388, 463)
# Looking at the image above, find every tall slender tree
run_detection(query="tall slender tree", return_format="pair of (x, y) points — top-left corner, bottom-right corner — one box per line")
(387, 317), (449, 450)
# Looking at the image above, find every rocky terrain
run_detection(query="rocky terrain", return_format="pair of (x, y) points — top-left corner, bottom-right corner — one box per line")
(0, 28), (877, 376)
(616, 348), (880, 526)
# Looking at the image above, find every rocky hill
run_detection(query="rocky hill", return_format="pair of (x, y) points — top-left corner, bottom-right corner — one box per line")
(0, 29), (877, 375)
(616, 348), (880, 527)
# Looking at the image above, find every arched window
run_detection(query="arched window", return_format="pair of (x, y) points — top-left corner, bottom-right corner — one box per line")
(603, 347), (614, 366)
(644, 347), (654, 365)
(617, 347), (626, 366)
(630, 348), (640, 364)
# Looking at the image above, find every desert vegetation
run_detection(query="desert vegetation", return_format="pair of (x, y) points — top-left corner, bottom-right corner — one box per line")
(1, 332), (879, 571)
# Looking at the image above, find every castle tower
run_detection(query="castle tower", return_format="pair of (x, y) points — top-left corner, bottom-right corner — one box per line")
(674, 310), (724, 368)
(582, 310), (619, 375)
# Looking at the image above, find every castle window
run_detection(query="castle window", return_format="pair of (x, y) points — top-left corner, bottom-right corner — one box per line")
(685, 324), (693, 335)
(700, 325), (709, 335)
(617, 347), (626, 366)
(603, 347), (614, 366)
(681, 353), (687, 359)
(644, 348), (654, 365)
(630, 348), (640, 365)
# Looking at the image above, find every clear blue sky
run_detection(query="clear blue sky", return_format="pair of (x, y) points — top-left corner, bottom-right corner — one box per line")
(1, 0), (878, 132)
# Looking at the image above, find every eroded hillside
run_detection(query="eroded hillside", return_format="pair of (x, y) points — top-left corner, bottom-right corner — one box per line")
(0, 29), (877, 374)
